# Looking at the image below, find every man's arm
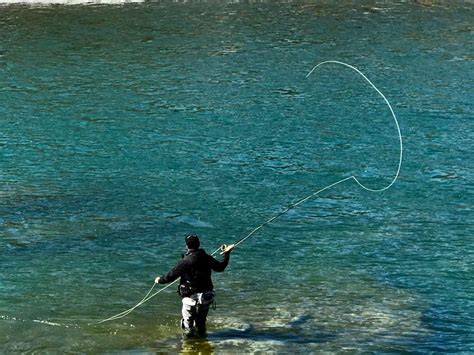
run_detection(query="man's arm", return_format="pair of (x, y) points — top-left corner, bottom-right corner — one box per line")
(208, 253), (229, 272)
(209, 244), (235, 272)
(155, 259), (186, 284)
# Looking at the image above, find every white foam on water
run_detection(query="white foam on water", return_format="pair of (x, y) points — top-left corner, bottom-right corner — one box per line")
(216, 338), (285, 351)
(0, 315), (23, 321)
(32, 319), (65, 327)
(0, 0), (144, 4)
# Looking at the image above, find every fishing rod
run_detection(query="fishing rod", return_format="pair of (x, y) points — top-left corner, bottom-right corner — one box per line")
(95, 60), (403, 324)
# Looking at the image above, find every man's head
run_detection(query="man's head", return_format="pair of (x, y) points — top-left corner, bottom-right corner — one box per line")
(185, 234), (200, 250)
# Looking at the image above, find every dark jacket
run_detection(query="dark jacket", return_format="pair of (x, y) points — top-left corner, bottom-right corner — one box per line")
(158, 248), (230, 295)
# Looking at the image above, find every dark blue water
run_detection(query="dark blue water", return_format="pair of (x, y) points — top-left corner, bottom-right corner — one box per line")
(1, 1), (473, 352)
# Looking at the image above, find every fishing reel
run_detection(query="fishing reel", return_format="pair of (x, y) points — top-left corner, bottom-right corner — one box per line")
(220, 244), (235, 254)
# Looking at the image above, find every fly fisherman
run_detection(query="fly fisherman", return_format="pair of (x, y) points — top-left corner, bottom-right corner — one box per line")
(155, 234), (234, 336)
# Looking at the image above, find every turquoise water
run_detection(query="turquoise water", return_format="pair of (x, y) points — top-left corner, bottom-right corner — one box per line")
(1, 1), (473, 352)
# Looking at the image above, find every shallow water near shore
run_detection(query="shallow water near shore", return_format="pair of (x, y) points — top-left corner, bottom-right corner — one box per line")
(1, 1), (473, 352)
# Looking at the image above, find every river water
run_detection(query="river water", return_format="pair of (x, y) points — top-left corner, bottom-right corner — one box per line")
(0, 1), (473, 352)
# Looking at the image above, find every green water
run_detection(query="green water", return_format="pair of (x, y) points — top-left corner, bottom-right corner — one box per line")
(0, 1), (473, 352)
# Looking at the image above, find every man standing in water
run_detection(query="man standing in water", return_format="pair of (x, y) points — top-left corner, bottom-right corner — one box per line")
(155, 234), (234, 336)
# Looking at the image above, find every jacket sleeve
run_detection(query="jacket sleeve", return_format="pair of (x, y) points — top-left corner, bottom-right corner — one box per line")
(208, 252), (230, 272)
(158, 259), (186, 284)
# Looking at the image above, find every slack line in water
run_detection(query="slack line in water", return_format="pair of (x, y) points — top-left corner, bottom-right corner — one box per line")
(95, 60), (403, 325)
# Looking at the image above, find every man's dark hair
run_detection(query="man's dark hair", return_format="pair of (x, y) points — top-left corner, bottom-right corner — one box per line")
(185, 234), (200, 249)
